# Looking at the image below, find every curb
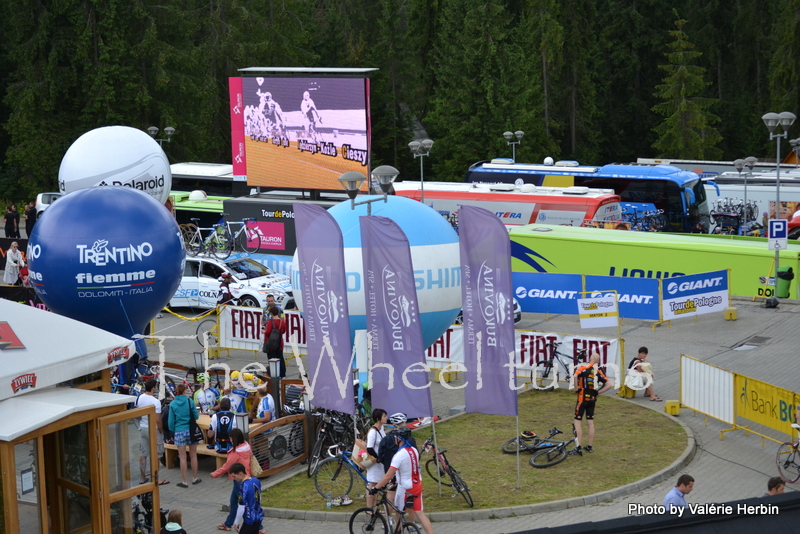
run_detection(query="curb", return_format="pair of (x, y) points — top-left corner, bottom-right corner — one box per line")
(262, 404), (697, 522)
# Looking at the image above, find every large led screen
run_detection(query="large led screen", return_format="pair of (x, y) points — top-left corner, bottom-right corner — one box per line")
(230, 76), (370, 191)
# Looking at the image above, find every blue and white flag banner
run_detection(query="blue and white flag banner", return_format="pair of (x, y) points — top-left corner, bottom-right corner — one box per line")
(661, 270), (729, 321)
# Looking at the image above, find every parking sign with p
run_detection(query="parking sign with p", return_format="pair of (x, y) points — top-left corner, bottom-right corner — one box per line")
(769, 219), (788, 251)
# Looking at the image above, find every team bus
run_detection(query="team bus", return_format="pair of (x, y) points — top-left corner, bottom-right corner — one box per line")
(465, 159), (713, 232)
(509, 223), (800, 299)
(392, 181), (623, 230)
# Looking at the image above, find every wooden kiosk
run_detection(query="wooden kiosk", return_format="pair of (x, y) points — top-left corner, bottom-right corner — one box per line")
(0, 300), (161, 533)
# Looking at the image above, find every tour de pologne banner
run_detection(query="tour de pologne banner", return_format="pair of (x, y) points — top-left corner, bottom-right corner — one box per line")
(361, 216), (433, 420)
(576, 294), (619, 329)
(661, 270), (728, 321)
(294, 203), (354, 414)
(458, 205), (517, 416)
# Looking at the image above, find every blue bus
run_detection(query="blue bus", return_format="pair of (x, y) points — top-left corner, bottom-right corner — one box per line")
(465, 159), (717, 232)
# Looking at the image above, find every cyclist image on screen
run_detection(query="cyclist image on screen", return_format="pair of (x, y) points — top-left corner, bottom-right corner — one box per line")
(300, 90), (323, 144)
(256, 89), (285, 139)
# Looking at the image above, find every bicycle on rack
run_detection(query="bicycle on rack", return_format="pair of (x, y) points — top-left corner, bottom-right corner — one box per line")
(313, 441), (369, 500)
(308, 409), (356, 477)
(501, 427), (564, 454)
(776, 423), (800, 482)
(214, 213), (263, 254)
(536, 342), (587, 390)
(184, 218), (231, 259)
(529, 425), (581, 468)
(421, 435), (473, 507)
(350, 487), (421, 534)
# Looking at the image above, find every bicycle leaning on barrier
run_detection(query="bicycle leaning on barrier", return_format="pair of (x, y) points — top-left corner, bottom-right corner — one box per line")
(776, 423), (800, 482)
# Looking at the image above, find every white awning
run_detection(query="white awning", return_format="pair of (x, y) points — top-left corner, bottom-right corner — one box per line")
(0, 387), (133, 441)
(0, 299), (135, 402)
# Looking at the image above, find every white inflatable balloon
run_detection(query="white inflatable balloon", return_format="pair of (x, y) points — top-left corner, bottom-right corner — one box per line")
(59, 126), (172, 203)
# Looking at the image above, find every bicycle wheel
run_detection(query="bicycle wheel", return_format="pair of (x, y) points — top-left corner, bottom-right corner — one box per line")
(240, 226), (261, 254)
(349, 507), (388, 534)
(400, 522), (421, 534)
(307, 430), (326, 477)
(425, 457), (453, 487)
(502, 437), (534, 454)
(450, 470), (473, 507)
(776, 442), (800, 483)
(530, 447), (568, 468)
(195, 319), (219, 348)
(186, 231), (203, 257)
(314, 457), (354, 499)
(211, 232), (233, 260)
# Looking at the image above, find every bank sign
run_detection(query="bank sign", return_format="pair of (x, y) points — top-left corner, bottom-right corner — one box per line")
(661, 270), (728, 321)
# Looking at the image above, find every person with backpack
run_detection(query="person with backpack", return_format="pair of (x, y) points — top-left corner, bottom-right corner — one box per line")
(262, 306), (287, 377)
(372, 426), (434, 534)
(206, 397), (237, 453)
(211, 429), (252, 531)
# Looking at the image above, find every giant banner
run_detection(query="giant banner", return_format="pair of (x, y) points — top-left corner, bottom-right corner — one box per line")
(459, 205), (517, 416)
(361, 216), (433, 419)
(584, 275), (659, 321)
(513, 273), (582, 315)
(661, 270), (728, 320)
(294, 204), (354, 413)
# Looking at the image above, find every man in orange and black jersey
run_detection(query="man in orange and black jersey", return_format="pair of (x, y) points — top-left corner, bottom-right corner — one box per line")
(573, 353), (614, 454)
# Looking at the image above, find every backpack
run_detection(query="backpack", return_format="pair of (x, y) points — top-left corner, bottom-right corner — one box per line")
(214, 410), (235, 453)
(266, 318), (282, 352)
(161, 399), (173, 442)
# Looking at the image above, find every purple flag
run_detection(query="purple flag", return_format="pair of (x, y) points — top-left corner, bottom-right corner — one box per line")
(459, 205), (518, 416)
(294, 203), (354, 414)
(361, 216), (433, 419)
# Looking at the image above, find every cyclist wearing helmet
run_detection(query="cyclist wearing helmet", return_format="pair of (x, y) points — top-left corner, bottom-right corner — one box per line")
(373, 425), (434, 534)
(193, 373), (219, 415)
(217, 273), (235, 306)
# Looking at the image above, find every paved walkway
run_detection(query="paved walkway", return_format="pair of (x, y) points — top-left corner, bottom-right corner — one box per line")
(153, 297), (798, 533)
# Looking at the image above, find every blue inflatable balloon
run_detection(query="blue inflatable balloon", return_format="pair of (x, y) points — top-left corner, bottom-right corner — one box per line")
(27, 187), (185, 345)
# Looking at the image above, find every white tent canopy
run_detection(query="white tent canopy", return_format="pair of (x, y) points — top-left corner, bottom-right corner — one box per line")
(0, 299), (135, 403)
(0, 387), (132, 441)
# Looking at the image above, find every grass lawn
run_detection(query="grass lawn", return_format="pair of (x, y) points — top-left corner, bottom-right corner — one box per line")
(263, 388), (686, 512)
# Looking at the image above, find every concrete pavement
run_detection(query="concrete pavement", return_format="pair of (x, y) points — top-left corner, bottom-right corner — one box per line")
(152, 296), (800, 533)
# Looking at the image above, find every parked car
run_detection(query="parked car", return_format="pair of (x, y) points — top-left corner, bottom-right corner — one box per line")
(169, 255), (294, 310)
(35, 192), (62, 214)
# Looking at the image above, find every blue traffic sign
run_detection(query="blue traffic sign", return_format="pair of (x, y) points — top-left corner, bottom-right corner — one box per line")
(770, 219), (787, 239)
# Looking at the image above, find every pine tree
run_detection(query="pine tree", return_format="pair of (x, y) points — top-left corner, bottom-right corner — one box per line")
(651, 14), (722, 160)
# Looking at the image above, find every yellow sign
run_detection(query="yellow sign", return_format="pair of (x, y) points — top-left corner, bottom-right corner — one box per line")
(735, 374), (799, 437)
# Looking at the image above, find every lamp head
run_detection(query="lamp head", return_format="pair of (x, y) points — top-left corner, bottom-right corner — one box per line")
(733, 158), (745, 172)
(164, 126), (176, 139)
(503, 131), (513, 142)
(408, 140), (421, 154)
(762, 112), (780, 133)
(338, 171), (366, 200)
(779, 111), (797, 129)
(744, 156), (758, 171)
(371, 165), (400, 194)
(147, 126), (159, 138)
(514, 130), (525, 140)
(421, 138), (434, 151)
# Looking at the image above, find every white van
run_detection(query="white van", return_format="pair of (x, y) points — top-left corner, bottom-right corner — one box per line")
(35, 192), (62, 214)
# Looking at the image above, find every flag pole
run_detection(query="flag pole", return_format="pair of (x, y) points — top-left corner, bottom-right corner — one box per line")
(515, 415), (520, 490)
(431, 417), (443, 496)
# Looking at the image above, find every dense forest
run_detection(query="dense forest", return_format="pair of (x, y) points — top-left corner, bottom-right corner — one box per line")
(1, 0), (798, 200)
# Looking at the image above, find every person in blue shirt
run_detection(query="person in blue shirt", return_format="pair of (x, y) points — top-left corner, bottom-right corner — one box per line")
(663, 474), (694, 510)
(230, 462), (263, 534)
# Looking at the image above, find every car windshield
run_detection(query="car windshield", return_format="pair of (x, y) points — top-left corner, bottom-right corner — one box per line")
(226, 258), (275, 280)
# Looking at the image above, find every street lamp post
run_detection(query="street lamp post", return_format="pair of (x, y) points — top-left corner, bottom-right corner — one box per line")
(338, 165), (400, 216)
(147, 126), (176, 146)
(408, 139), (434, 203)
(503, 130), (524, 162)
(761, 111), (796, 294)
(733, 156), (758, 229)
